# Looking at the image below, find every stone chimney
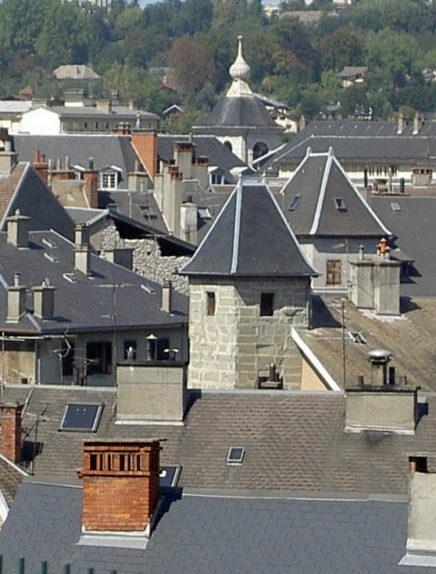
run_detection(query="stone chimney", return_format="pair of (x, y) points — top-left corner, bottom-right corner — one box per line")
(173, 141), (194, 179)
(0, 138), (18, 175)
(77, 440), (161, 535)
(96, 99), (112, 114)
(74, 224), (91, 276)
(7, 274), (27, 322)
(345, 350), (419, 434)
(32, 279), (56, 320)
(397, 112), (405, 135)
(161, 280), (172, 313)
(349, 241), (401, 316)
(83, 158), (99, 209)
(7, 209), (29, 249)
(412, 112), (423, 135)
(103, 247), (133, 270)
(400, 454), (436, 567)
(180, 202), (198, 244)
(0, 403), (23, 464)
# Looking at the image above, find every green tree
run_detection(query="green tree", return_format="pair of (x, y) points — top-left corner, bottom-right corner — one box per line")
(169, 37), (217, 99)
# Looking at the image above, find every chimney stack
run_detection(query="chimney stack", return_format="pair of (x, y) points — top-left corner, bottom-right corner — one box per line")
(74, 224), (91, 276)
(83, 158), (99, 209)
(0, 403), (23, 464)
(77, 440), (161, 535)
(368, 348), (391, 386)
(401, 455), (436, 566)
(7, 274), (27, 322)
(397, 112), (405, 135)
(32, 279), (56, 320)
(161, 280), (172, 313)
(7, 209), (29, 249)
(0, 137), (18, 175)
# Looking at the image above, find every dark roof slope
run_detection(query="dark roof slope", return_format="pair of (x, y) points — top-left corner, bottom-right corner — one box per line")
(14, 134), (139, 184)
(202, 94), (279, 129)
(0, 456), (26, 507)
(0, 480), (427, 574)
(0, 229), (188, 334)
(281, 150), (390, 237)
(180, 182), (316, 277)
(371, 196), (436, 298)
(0, 163), (75, 241)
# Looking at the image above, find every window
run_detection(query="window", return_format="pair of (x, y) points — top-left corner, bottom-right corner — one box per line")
(227, 447), (245, 465)
(207, 292), (216, 316)
(260, 293), (274, 316)
(59, 403), (103, 432)
(210, 173), (223, 185)
(124, 340), (137, 360)
(253, 141), (268, 160)
(100, 171), (117, 190)
(326, 260), (342, 285)
(86, 342), (112, 375)
(334, 197), (347, 211)
(146, 336), (170, 360)
(61, 340), (75, 376)
(288, 194), (301, 211)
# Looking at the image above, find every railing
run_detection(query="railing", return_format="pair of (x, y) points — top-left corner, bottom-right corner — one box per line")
(0, 557), (142, 574)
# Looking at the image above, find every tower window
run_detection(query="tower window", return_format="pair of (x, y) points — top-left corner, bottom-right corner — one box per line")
(326, 260), (342, 285)
(207, 292), (216, 316)
(260, 293), (274, 316)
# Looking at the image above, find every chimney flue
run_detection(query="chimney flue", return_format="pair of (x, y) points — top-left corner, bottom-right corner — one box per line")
(368, 349), (392, 385)
(161, 280), (172, 313)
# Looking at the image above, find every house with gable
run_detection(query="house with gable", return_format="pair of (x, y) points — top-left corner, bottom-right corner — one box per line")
(280, 147), (392, 292)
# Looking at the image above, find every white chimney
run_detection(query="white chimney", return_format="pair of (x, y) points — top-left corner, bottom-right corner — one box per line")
(7, 209), (29, 248)
(32, 279), (56, 320)
(161, 280), (172, 313)
(7, 274), (27, 322)
(74, 224), (91, 275)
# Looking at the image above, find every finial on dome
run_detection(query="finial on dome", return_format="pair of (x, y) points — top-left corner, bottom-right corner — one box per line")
(229, 35), (251, 82)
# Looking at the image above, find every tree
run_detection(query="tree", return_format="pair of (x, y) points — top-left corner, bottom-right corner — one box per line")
(319, 27), (365, 72)
(168, 37), (217, 99)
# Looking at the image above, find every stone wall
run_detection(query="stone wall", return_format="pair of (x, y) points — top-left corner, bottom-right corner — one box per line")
(99, 222), (190, 295)
(188, 276), (310, 390)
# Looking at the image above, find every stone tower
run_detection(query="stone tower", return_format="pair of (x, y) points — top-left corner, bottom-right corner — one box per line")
(179, 180), (317, 390)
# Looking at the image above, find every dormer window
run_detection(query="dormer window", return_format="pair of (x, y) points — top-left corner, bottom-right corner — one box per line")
(100, 171), (117, 190)
(288, 194), (301, 211)
(334, 197), (347, 211)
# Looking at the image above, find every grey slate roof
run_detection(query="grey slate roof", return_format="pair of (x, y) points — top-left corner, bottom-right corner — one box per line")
(0, 229), (188, 334)
(14, 134), (139, 185)
(180, 181), (316, 277)
(0, 456), (26, 507)
(157, 135), (247, 173)
(0, 162), (75, 241)
(371, 196), (436, 297)
(0, 479), (427, 574)
(258, 120), (436, 170)
(4, 385), (436, 496)
(200, 93), (280, 129)
(280, 150), (391, 237)
(32, 104), (159, 121)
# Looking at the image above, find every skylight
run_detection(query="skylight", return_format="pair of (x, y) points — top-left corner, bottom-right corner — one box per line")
(334, 197), (347, 211)
(227, 447), (245, 465)
(44, 252), (59, 263)
(391, 202), (401, 212)
(288, 194), (301, 211)
(198, 207), (212, 219)
(59, 403), (103, 432)
(349, 331), (367, 344)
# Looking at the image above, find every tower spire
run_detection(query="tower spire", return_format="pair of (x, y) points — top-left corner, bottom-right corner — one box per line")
(229, 35), (251, 83)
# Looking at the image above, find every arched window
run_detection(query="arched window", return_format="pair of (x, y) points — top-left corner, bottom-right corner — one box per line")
(223, 141), (232, 152)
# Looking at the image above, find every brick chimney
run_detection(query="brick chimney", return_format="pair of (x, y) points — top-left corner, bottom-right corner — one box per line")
(33, 149), (48, 184)
(83, 158), (99, 208)
(77, 440), (161, 534)
(131, 132), (158, 180)
(32, 279), (56, 320)
(0, 403), (23, 464)
(7, 209), (29, 249)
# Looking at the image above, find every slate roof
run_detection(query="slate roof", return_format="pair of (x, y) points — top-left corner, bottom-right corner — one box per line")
(180, 181), (316, 277)
(0, 229), (188, 334)
(0, 101), (32, 114)
(0, 162), (75, 241)
(157, 135), (247, 174)
(0, 480), (428, 574)
(4, 384), (436, 496)
(371, 196), (436, 298)
(280, 150), (391, 237)
(296, 295), (436, 393)
(258, 120), (436, 170)
(200, 93), (280, 129)
(27, 105), (159, 121)
(14, 134), (139, 185)
(52, 65), (100, 80)
(0, 456), (26, 507)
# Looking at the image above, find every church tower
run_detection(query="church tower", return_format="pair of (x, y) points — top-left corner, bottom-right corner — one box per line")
(179, 179), (317, 390)
(193, 36), (283, 165)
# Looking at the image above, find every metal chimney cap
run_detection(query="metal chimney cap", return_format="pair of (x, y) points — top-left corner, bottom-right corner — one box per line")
(368, 349), (392, 361)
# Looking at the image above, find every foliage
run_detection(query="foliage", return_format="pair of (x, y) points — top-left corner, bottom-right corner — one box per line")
(0, 0), (434, 127)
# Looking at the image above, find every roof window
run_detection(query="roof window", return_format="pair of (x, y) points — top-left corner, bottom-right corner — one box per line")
(227, 447), (245, 465)
(44, 252), (59, 263)
(288, 194), (301, 211)
(349, 331), (367, 344)
(59, 403), (103, 432)
(391, 202), (401, 212)
(334, 197), (347, 211)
